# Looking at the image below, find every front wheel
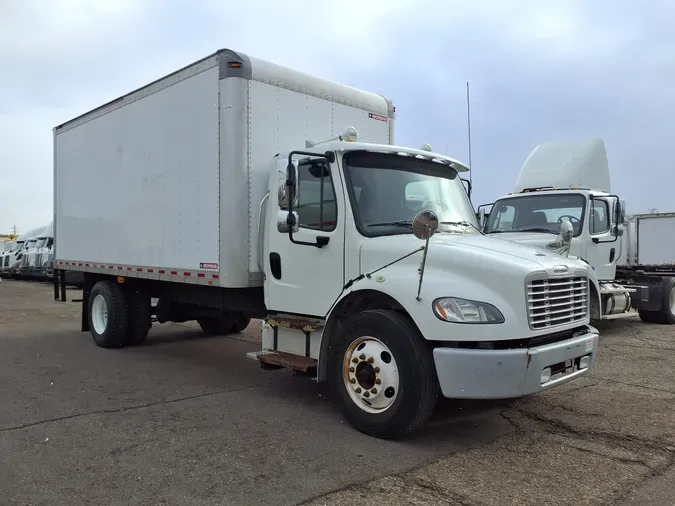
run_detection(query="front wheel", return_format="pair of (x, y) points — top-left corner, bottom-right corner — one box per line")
(329, 309), (438, 439)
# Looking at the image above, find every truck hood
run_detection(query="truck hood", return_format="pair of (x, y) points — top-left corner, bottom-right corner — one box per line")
(359, 232), (588, 275)
(486, 231), (562, 252)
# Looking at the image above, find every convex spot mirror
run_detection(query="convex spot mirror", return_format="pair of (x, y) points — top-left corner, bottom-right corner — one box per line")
(412, 210), (439, 240)
(277, 210), (299, 233)
(559, 219), (574, 244)
(277, 158), (299, 209)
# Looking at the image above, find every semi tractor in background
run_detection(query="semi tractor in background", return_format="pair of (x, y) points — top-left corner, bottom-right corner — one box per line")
(0, 222), (57, 281)
(479, 138), (675, 324)
(53, 48), (600, 439)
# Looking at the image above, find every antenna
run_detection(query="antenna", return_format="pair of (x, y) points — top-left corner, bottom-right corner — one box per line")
(466, 82), (473, 187)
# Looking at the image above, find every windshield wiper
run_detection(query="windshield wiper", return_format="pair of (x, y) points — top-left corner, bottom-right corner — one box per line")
(366, 221), (413, 228)
(440, 221), (484, 234)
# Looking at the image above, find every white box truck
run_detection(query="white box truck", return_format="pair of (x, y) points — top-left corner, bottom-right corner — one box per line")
(479, 138), (675, 324)
(53, 49), (600, 439)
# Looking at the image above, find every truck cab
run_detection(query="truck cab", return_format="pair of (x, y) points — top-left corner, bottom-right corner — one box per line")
(480, 138), (635, 321)
(2, 239), (24, 276)
(34, 222), (54, 279)
(258, 130), (599, 437)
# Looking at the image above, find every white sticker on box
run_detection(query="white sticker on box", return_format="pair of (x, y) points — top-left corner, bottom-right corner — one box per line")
(585, 338), (594, 353)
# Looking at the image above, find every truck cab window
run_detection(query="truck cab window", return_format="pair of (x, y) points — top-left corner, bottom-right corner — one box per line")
(486, 194), (586, 236)
(492, 205), (516, 231)
(590, 200), (609, 234)
(296, 161), (337, 231)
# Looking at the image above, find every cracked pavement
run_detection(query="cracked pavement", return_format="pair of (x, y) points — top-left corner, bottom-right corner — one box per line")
(1, 280), (674, 505)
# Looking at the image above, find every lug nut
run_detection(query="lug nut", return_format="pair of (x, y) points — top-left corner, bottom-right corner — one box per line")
(352, 358), (358, 363)
(374, 367), (380, 373)
(363, 391), (370, 397)
(371, 388), (377, 394)
(355, 387), (362, 393)
(367, 357), (374, 363)
(350, 378), (356, 384)
(375, 378), (381, 385)
(359, 354), (366, 360)
(349, 367), (355, 373)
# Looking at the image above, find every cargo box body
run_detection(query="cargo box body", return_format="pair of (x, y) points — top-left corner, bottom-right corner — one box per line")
(54, 49), (394, 288)
(623, 212), (675, 267)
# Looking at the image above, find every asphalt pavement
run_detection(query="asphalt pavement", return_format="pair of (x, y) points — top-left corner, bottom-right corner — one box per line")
(0, 280), (673, 505)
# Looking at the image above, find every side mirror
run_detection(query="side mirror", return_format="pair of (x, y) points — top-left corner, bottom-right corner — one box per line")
(276, 210), (299, 233)
(277, 158), (299, 209)
(616, 199), (626, 224)
(412, 210), (439, 240)
(478, 208), (486, 229)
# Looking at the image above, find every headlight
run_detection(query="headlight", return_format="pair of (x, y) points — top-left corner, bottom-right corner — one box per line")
(432, 297), (505, 324)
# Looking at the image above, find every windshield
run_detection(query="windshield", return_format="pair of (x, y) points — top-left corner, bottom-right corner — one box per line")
(342, 151), (477, 236)
(485, 193), (586, 237)
(36, 238), (46, 248)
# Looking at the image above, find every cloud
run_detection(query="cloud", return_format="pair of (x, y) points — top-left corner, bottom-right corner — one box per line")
(1, 0), (674, 233)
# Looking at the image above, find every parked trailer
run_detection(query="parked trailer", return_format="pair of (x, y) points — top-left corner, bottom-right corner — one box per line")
(54, 49), (600, 439)
(616, 212), (675, 323)
(479, 138), (675, 324)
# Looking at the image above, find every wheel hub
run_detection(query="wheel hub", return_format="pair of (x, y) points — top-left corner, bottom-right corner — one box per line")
(91, 294), (108, 335)
(343, 336), (399, 413)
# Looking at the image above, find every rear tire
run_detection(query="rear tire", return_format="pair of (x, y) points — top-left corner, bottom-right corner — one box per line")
(125, 288), (152, 346)
(88, 280), (129, 348)
(657, 277), (675, 324)
(198, 318), (234, 336)
(328, 309), (438, 440)
(230, 314), (251, 333)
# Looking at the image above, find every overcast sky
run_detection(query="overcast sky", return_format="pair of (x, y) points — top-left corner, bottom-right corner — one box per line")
(1, 0), (673, 234)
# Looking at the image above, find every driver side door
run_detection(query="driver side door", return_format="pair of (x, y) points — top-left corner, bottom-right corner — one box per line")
(585, 197), (617, 281)
(264, 159), (346, 317)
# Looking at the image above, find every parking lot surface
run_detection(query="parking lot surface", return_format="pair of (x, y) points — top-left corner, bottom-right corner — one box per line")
(0, 280), (673, 505)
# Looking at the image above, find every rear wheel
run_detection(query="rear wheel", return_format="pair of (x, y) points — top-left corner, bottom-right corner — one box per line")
(88, 280), (129, 348)
(125, 289), (152, 346)
(657, 278), (675, 324)
(198, 317), (234, 336)
(329, 309), (438, 439)
(230, 314), (251, 333)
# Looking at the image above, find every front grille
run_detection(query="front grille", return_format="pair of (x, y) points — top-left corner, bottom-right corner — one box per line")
(527, 276), (588, 329)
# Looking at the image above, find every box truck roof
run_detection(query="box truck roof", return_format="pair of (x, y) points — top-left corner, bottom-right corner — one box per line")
(55, 49), (395, 132)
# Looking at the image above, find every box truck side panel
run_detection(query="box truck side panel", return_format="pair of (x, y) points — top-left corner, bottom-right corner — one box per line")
(636, 214), (675, 266)
(55, 65), (220, 274)
(245, 65), (392, 277)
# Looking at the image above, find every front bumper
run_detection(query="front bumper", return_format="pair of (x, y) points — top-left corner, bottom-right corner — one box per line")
(433, 326), (599, 399)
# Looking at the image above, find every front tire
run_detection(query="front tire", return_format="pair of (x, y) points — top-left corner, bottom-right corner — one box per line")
(329, 309), (438, 439)
(88, 280), (129, 348)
